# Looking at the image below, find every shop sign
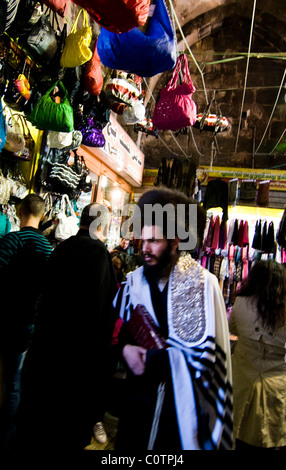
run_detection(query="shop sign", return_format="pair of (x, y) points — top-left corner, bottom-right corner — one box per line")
(84, 114), (145, 186)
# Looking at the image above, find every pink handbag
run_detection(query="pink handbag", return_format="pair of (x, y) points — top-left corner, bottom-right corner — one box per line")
(152, 54), (197, 130)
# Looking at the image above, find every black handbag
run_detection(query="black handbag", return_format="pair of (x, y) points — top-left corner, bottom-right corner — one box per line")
(26, 12), (58, 65)
(47, 149), (83, 196)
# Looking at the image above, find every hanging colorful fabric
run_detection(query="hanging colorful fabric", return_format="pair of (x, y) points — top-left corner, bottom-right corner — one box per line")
(60, 8), (92, 68)
(152, 54), (197, 130)
(97, 0), (176, 77)
(71, 0), (150, 34)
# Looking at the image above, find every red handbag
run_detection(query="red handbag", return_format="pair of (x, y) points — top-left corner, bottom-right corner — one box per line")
(84, 40), (103, 96)
(71, 0), (150, 33)
(152, 54), (197, 131)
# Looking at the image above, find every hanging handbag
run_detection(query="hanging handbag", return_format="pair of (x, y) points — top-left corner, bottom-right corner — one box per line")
(2, 61), (31, 112)
(84, 40), (103, 96)
(7, 0), (43, 38)
(105, 72), (142, 108)
(60, 8), (92, 68)
(97, 0), (176, 77)
(28, 80), (74, 132)
(152, 54), (197, 130)
(3, 113), (25, 155)
(48, 151), (83, 195)
(134, 117), (158, 137)
(26, 9), (59, 65)
(123, 100), (145, 124)
(12, 114), (35, 161)
(76, 116), (105, 148)
(193, 97), (229, 135)
(0, 170), (10, 205)
(54, 194), (79, 241)
(71, 0), (150, 34)
(0, 0), (19, 35)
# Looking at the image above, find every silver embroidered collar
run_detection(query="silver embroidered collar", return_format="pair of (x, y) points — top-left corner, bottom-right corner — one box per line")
(170, 253), (206, 343)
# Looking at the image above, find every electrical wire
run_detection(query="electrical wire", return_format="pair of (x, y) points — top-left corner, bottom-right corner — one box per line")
(255, 68), (286, 154)
(234, 0), (257, 154)
(168, 0), (209, 104)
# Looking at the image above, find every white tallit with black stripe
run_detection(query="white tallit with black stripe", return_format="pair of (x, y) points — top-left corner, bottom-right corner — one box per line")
(114, 253), (233, 450)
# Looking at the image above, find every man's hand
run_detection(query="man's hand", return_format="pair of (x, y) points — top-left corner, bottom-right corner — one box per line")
(122, 344), (147, 376)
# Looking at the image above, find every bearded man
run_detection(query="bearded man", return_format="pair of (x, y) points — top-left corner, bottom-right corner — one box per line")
(114, 188), (233, 451)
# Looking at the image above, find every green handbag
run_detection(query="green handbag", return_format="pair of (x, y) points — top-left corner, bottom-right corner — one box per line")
(29, 81), (74, 132)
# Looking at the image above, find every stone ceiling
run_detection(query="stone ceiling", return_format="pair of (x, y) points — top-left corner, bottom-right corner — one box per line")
(115, 0), (286, 172)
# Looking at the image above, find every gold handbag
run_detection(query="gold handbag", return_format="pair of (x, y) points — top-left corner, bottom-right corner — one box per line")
(60, 8), (92, 68)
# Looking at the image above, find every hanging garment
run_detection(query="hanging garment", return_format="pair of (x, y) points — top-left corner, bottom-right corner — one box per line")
(228, 179), (238, 205)
(252, 219), (262, 250)
(154, 156), (182, 189)
(203, 178), (229, 222)
(211, 216), (221, 251)
(177, 159), (197, 197)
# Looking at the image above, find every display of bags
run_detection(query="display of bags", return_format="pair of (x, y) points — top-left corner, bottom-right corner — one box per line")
(60, 8), (92, 68)
(71, 0), (150, 34)
(84, 40), (103, 96)
(97, 0), (176, 77)
(193, 97), (229, 135)
(29, 80), (74, 132)
(152, 54), (197, 130)
(54, 194), (79, 241)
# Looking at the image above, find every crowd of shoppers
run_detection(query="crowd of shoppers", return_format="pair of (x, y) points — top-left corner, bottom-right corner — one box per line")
(0, 188), (285, 453)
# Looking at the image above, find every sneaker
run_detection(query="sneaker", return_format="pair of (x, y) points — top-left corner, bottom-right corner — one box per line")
(93, 422), (107, 444)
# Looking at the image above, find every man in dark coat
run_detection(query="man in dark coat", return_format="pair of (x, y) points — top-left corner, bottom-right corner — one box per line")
(14, 203), (117, 452)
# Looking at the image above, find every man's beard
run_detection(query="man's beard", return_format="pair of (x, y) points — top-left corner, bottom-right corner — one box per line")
(143, 243), (177, 284)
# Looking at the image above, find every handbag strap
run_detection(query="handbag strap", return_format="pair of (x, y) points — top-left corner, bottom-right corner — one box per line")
(167, 54), (195, 92)
(71, 8), (88, 34)
(60, 193), (76, 216)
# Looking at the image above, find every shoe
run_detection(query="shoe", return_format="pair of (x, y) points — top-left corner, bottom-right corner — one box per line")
(93, 422), (107, 444)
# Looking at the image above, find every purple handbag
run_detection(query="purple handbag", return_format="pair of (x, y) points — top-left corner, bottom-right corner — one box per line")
(77, 116), (105, 147)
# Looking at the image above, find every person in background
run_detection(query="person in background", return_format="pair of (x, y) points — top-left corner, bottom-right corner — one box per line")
(114, 188), (233, 450)
(14, 203), (117, 452)
(229, 259), (286, 450)
(0, 194), (52, 452)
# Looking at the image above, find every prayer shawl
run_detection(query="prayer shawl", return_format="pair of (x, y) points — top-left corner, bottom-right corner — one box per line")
(115, 253), (233, 450)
